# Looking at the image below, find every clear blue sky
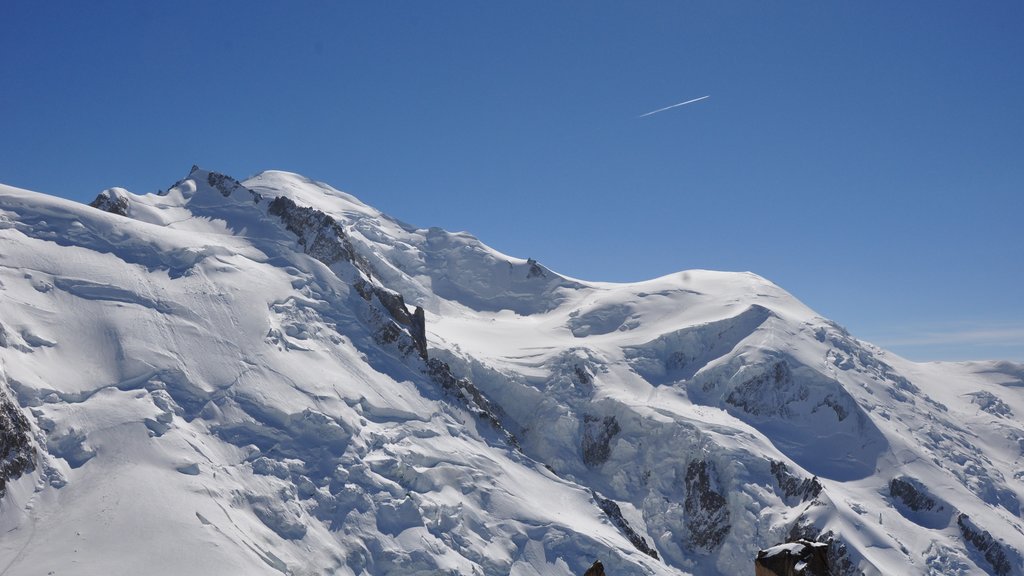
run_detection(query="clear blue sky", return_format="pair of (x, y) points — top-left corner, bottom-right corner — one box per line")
(2, 2), (1022, 361)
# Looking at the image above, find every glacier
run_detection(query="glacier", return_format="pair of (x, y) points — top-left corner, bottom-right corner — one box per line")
(0, 167), (1022, 575)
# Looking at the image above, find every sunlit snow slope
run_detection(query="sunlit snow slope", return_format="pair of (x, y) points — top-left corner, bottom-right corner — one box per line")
(1, 167), (1022, 576)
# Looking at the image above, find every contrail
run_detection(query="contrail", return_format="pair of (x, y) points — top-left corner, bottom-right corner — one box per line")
(638, 95), (710, 118)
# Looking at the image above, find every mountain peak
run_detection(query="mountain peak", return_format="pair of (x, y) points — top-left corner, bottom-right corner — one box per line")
(1, 169), (1021, 575)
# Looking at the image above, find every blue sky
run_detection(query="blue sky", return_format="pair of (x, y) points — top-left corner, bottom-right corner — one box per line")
(2, 2), (1022, 361)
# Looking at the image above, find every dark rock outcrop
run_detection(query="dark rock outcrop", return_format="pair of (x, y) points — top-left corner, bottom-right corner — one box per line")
(354, 280), (427, 360)
(583, 560), (605, 576)
(755, 539), (829, 576)
(581, 414), (620, 467)
(267, 192), (429, 361)
(526, 258), (546, 279)
(887, 475), (954, 529)
(771, 460), (822, 504)
(725, 361), (795, 416)
(957, 513), (1018, 576)
(204, 169), (259, 200)
(426, 358), (518, 449)
(787, 523), (860, 576)
(261, 180), (515, 448)
(595, 494), (659, 559)
(683, 459), (730, 552)
(89, 189), (130, 216)
(889, 476), (941, 513)
(573, 364), (593, 386)
(410, 306), (427, 360)
(0, 387), (36, 497)
(268, 196), (363, 271)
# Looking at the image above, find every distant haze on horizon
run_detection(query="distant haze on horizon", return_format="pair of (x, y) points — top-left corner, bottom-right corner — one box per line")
(2, 2), (1021, 362)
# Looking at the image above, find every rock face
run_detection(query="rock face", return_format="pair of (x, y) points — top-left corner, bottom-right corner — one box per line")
(581, 414), (620, 467)
(771, 460), (822, 504)
(786, 524), (860, 576)
(682, 459), (730, 552)
(583, 560), (606, 576)
(957, 514), (1020, 576)
(595, 494), (659, 559)
(88, 188), (130, 216)
(203, 168), (256, 199)
(755, 540), (829, 576)
(890, 476), (941, 512)
(526, 258), (546, 278)
(892, 473), (937, 508)
(260, 172), (511, 452)
(263, 185), (435, 363)
(0, 386), (35, 496)
(425, 357), (519, 449)
(354, 280), (428, 360)
(268, 195), (359, 270)
(887, 475), (955, 531)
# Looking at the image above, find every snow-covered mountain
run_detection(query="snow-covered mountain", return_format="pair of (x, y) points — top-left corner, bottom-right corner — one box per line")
(1, 167), (1022, 575)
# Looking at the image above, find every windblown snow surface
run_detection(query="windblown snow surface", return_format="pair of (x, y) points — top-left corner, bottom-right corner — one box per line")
(0, 168), (1022, 575)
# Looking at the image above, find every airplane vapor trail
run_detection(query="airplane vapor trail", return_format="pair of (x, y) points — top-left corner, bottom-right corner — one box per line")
(638, 95), (710, 118)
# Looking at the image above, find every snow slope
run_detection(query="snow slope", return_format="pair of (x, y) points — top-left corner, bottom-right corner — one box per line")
(0, 167), (1021, 575)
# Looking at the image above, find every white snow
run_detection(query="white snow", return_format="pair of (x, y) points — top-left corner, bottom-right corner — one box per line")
(0, 169), (1021, 575)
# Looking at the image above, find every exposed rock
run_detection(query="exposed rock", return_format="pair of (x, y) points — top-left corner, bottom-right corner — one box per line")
(889, 476), (941, 512)
(771, 460), (822, 504)
(371, 284), (414, 325)
(787, 524), (861, 576)
(268, 196), (356, 269)
(755, 539), (829, 576)
(0, 387), (36, 497)
(270, 190), (530, 443)
(88, 188), (130, 216)
(355, 280), (427, 360)
(683, 459), (730, 552)
(204, 168), (259, 201)
(410, 306), (427, 360)
(725, 361), (796, 417)
(595, 494), (659, 559)
(888, 475), (954, 529)
(355, 293), (424, 362)
(574, 364), (593, 386)
(264, 191), (436, 364)
(526, 258), (546, 278)
(353, 278), (375, 301)
(581, 414), (620, 467)
(266, 194), (372, 279)
(266, 192), (435, 363)
(957, 513), (1019, 576)
(426, 358), (518, 449)
(583, 560), (605, 576)
(967, 391), (1013, 418)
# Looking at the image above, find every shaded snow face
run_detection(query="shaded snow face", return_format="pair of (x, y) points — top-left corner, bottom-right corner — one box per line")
(1, 168), (1023, 576)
